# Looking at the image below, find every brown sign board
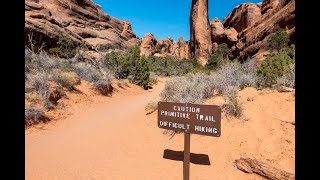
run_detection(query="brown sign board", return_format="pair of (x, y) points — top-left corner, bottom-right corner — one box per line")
(158, 101), (221, 137)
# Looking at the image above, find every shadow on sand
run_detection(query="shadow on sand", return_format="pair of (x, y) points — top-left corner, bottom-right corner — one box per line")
(163, 149), (211, 165)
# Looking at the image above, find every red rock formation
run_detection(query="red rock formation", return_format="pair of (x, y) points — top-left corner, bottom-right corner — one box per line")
(163, 36), (173, 53)
(25, 0), (139, 52)
(140, 33), (157, 57)
(261, 0), (279, 14)
(121, 21), (136, 39)
(223, 3), (261, 33)
(235, 0), (295, 60)
(190, 0), (212, 65)
(178, 37), (190, 59)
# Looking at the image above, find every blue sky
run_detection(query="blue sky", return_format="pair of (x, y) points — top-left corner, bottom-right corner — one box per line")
(93, 0), (262, 41)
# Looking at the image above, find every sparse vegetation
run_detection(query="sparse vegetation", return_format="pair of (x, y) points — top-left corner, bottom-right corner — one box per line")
(94, 79), (113, 96)
(276, 62), (295, 88)
(145, 101), (158, 115)
(49, 35), (78, 59)
(222, 89), (243, 118)
(160, 60), (253, 118)
(25, 108), (50, 128)
(25, 47), (115, 127)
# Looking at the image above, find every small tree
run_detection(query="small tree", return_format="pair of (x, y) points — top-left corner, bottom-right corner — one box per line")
(267, 30), (289, 53)
(206, 52), (220, 70)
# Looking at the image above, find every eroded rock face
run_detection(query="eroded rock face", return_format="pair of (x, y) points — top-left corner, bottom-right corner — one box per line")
(223, 3), (261, 32)
(140, 33), (157, 57)
(190, 0), (212, 65)
(25, 0), (139, 53)
(261, 0), (279, 14)
(211, 18), (238, 48)
(178, 37), (190, 59)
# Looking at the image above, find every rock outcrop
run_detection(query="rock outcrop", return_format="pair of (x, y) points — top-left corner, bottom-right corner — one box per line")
(140, 33), (157, 57)
(178, 37), (190, 59)
(210, 0), (295, 61)
(121, 21), (136, 39)
(25, 0), (139, 53)
(223, 3), (261, 33)
(141, 35), (190, 59)
(211, 18), (238, 48)
(261, 0), (279, 15)
(189, 0), (212, 65)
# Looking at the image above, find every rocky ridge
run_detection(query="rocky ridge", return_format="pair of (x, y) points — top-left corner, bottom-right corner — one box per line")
(25, 0), (140, 54)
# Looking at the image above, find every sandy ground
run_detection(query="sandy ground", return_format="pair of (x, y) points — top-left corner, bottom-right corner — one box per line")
(25, 78), (295, 180)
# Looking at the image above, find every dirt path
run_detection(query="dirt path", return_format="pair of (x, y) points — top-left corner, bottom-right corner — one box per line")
(26, 79), (294, 180)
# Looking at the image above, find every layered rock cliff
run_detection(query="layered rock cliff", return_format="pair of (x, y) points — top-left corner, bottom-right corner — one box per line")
(25, 0), (139, 53)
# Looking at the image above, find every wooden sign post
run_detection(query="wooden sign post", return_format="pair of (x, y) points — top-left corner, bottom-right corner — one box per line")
(158, 101), (221, 180)
(183, 132), (190, 180)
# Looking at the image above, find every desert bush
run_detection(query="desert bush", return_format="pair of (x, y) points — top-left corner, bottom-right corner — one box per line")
(256, 53), (294, 88)
(52, 71), (81, 90)
(209, 61), (256, 92)
(276, 63), (295, 88)
(160, 74), (208, 104)
(222, 94), (243, 118)
(25, 108), (50, 128)
(26, 72), (50, 99)
(286, 44), (295, 60)
(94, 79), (113, 96)
(71, 62), (102, 83)
(145, 101), (158, 115)
(160, 60), (258, 105)
(25, 92), (42, 103)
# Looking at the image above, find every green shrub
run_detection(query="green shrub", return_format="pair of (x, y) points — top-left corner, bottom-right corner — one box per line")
(256, 53), (293, 87)
(105, 51), (131, 79)
(129, 55), (150, 89)
(267, 29), (289, 53)
(206, 43), (232, 70)
(49, 35), (77, 59)
(52, 71), (81, 90)
(104, 45), (151, 89)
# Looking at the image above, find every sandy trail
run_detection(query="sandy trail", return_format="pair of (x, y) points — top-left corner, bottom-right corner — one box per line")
(26, 79), (294, 180)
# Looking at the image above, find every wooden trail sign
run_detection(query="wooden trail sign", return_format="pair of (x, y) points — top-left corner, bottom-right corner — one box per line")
(158, 101), (222, 180)
(158, 101), (221, 137)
